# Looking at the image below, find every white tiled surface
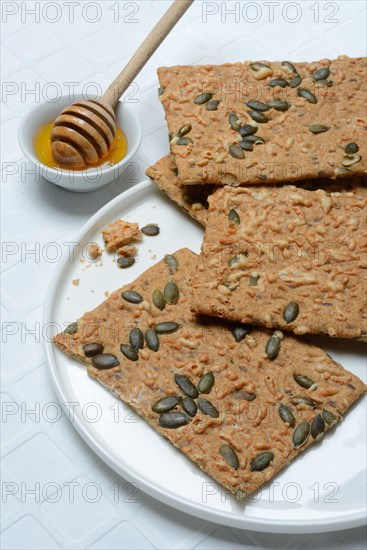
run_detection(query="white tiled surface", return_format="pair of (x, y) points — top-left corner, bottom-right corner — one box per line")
(1, 1), (366, 548)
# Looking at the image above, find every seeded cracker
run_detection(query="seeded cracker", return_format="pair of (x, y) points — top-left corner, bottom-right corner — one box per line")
(54, 249), (365, 499)
(102, 219), (142, 252)
(158, 56), (366, 185)
(191, 186), (367, 340)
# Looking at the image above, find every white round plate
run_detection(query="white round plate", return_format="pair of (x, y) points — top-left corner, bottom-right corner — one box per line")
(44, 180), (366, 533)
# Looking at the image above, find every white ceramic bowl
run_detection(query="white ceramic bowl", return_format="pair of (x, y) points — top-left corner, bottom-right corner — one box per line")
(18, 94), (142, 192)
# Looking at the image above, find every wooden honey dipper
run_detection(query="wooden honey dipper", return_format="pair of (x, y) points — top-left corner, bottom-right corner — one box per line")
(51, 0), (193, 169)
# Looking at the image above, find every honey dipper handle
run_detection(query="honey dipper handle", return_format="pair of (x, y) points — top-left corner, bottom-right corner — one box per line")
(101, 0), (194, 107)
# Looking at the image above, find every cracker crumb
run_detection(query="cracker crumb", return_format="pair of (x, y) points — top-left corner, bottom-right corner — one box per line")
(117, 245), (138, 257)
(102, 219), (142, 252)
(104, 291), (110, 297)
(88, 243), (102, 260)
(72, 279), (80, 286)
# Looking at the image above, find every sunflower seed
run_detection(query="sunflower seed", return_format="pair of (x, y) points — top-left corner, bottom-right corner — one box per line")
(283, 302), (300, 323)
(158, 412), (189, 428)
(251, 62), (271, 71)
(64, 322), (78, 335)
(229, 113), (241, 131)
(238, 140), (253, 151)
(268, 100), (290, 112)
(92, 353), (119, 369)
(265, 335), (281, 359)
(246, 100), (269, 112)
(251, 451), (274, 471)
(313, 67), (330, 81)
(177, 124), (192, 137)
(175, 374), (198, 398)
(121, 290), (143, 304)
(83, 343), (104, 357)
(342, 154), (361, 167)
(229, 253), (247, 267)
(120, 343), (139, 361)
(232, 390), (257, 402)
(291, 396), (317, 408)
(129, 328), (144, 351)
(141, 224), (160, 236)
(231, 324), (251, 342)
(248, 110), (268, 123)
(155, 322), (181, 334)
(182, 397), (197, 417)
(293, 421), (310, 449)
(229, 144), (245, 159)
(117, 257), (135, 268)
(309, 124), (330, 134)
(152, 396), (180, 413)
(164, 254), (178, 270)
(239, 124), (258, 137)
(228, 208), (240, 225)
(294, 374), (315, 390)
(220, 445), (239, 470)
(197, 398), (219, 418)
(269, 78), (289, 88)
(279, 404), (296, 427)
(198, 372), (215, 394)
(244, 135), (265, 144)
(206, 100), (221, 111)
(194, 92), (213, 105)
(163, 279), (179, 304)
(322, 408), (338, 426)
(145, 329), (159, 351)
(177, 137), (193, 145)
(249, 272), (260, 286)
(289, 74), (302, 88)
(152, 289), (166, 311)
(282, 61), (297, 73)
(345, 142), (359, 155)
(298, 88), (317, 104)
(311, 414), (325, 440)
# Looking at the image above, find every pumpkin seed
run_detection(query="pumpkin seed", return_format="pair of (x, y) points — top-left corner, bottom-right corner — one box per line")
(291, 396), (317, 408)
(293, 421), (310, 449)
(83, 343), (104, 357)
(194, 92), (213, 105)
(141, 224), (160, 236)
(289, 74), (302, 88)
(197, 398), (219, 418)
(206, 100), (221, 111)
(177, 124), (192, 137)
(158, 87), (164, 96)
(232, 389), (256, 402)
(145, 328), (159, 351)
(239, 124), (258, 137)
(282, 61), (297, 73)
(229, 253), (247, 267)
(283, 302), (300, 323)
(163, 279), (179, 304)
(182, 397), (197, 417)
(313, 67), (330, 81)
(309, 124), (330, 134)
(158, 411), (189, 428)
(152, 396), (180, 413)
(244, 135), (265, 144)
(231, 324), (251, 342)
(246, 100), (269, 112)
(322, 408), (338, 426)
(220, 445), (239, 470)
(265, 335), (281, 359)
(64, 322), (78, 335)
(229, 144), (245, 159)
(345, 142), (359, 155)
(177, 137), (193, 145)
(251, 451), (274, 471)
(175, 374), (198, 398)
(248, 110), (268, 123)
(228, 208), (240, 225)
(164, 254), (178, 270)
(311, 414), (325, 440)
(342, 154), (361, 167)
(129, 328), (144, 351)
(121, 290), (143, 304)
(155, 322), (181, 334)
(152, 289), (166, 311)
(238, 140), (253, 151)
(198, 371), (215, 394)
(268, 100), (290, 112)
(269, 78), (289, 88)
(229, 113), (241, 131)
(117, 257), (135, 268)
(294, 374), (315, 389)
(279, 404), (296, 427)
(92, 353), (119, 369)
(249, 272), (260, 286)
(251, 62), (271, 71)
(298, 88), (317, 104)
(120, 343), (139, 361)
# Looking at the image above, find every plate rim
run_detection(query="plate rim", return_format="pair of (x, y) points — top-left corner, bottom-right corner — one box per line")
(43, 179), (366, 534)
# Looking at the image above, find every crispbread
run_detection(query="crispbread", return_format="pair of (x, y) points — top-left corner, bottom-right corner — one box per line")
(191, 186), (367, 340)
(158, 56), (366, 185)
(53, 249), (366, 499)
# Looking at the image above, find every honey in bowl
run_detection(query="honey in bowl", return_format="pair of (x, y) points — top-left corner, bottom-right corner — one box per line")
(34, 121), (128, 170)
